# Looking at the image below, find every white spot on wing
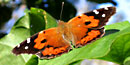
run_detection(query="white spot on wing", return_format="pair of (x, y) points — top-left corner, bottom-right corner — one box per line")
(102, 14), (106, 17)
(104, 7), (108, 10)
(93, 10), (99, 14)
(27, 38), (31, 43)
(25, 46), (29, 49)
(79, 14), (82, 16)
(17, 44), (20, 48)
(39, 31), (43, 34)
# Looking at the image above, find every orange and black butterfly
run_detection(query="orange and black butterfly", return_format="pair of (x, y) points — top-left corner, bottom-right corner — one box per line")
(12, 7), (116, 59)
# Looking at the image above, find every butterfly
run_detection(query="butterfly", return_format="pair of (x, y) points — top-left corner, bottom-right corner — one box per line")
(12, 7), (116, 59)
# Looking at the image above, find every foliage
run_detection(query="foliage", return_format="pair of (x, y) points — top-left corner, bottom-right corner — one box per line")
(0, 8), (130, 65)
(26, 0), (76, 22)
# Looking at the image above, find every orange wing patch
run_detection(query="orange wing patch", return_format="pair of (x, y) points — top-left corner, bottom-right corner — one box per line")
(34, 31), (47, 49)
(79, 14), (99, 28)
(33, 28), (72, 59)
(75, 29), (103, 47)
(42, 46), (68, 56)
(68, 14), (99, 28)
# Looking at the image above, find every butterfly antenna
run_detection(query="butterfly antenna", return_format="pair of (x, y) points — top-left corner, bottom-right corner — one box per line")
(59, 2), (64, 21)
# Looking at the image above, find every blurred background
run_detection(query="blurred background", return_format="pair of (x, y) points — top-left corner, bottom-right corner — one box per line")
(0, 0), (129, 65)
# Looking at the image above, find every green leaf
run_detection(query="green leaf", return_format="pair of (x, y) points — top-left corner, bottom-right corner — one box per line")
(0, 43), (25, 65)
(104, 21), (130, 36)
(105, 21), (130, 31)
(30, 7), (57, 29)
(42, 10), (58, 29)
(25, 55), (38, 65)
(0, 8), (54, 65)
(98, 26), (130, 64)
(124, 57), (130, 65)
(104, 29), (120, 36)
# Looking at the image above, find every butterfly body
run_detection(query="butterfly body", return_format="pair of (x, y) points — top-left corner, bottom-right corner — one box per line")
(57, 21), (73, 43)
(12, 7), (116, 59)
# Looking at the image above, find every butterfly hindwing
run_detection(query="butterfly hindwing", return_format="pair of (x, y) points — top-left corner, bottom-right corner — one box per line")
(74, 28), (104, 48)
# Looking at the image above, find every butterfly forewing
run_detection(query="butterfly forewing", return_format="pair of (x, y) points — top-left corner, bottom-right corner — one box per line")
(12, 33), (39, 55)
(84, 7), (116, 28)
(68, 7), (116, 28)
